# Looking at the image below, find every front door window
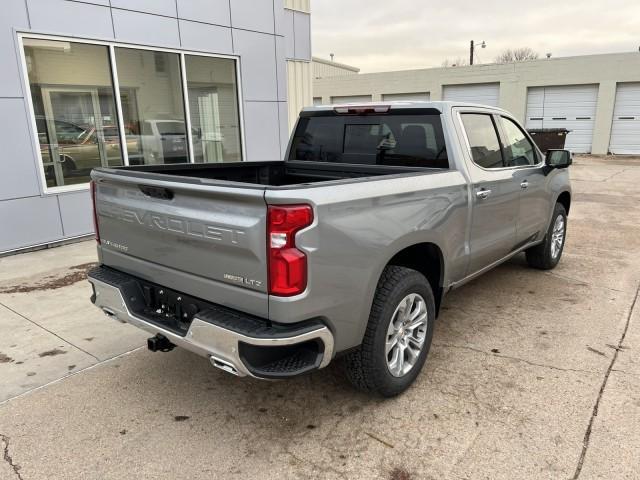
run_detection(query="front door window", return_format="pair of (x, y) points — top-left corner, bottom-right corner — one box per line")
(500, 116), (538, 167)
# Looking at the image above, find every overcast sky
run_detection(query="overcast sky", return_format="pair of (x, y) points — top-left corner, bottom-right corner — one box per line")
(311, 0), (640, 73)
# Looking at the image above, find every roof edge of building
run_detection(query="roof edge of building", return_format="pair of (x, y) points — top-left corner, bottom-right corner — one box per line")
(312, 56), (360, 73)
(323, 50), (640, 79)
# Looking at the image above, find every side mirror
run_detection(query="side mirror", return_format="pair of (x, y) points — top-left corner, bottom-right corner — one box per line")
(545, 149), (573, 168)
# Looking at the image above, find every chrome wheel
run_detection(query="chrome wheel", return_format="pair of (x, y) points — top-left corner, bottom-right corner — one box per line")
(385, 293), (428, 377)
(550, 215), (565, 259)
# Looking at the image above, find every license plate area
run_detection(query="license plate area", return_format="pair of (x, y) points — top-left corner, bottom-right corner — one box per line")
(132, 279), (212, 336)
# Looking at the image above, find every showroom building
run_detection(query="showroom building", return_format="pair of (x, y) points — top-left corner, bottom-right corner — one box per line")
(1, 0), (312, 254)
(313, 52), (640, 155)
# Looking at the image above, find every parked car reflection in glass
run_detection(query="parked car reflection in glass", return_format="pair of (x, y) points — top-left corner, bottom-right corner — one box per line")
(36, 116), (137, 187)
(131, 119), (202, 165)
(35, 116), (203, 188)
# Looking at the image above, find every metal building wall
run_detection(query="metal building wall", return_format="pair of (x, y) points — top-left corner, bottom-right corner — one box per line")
(283, 1), (313, 135)
(313, 59), (360, 79)
(287, 61), (313, 132)
(284, 0), (311, 12)
(313, 52), (640, 155)
(0, 0), (310, 254)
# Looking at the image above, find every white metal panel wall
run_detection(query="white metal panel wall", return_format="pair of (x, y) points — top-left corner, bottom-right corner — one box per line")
(313, 61), (359, 78)
(1, 0), (297, 253)
(284, 0), (310, 12)
(609, 83), (640, 154)
(525, 85), (598, 153)
(282, 9), (311, 61)
(287, 60), (313, 132)
(330, 95), (372, 104)
(382, 92), (430, 102)
(443, 83), (500, 107)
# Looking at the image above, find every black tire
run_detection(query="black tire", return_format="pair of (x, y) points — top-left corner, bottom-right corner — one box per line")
(525, 203), (567, 270)
(343, 266), (435, 397)
(61, 155), (76, 174)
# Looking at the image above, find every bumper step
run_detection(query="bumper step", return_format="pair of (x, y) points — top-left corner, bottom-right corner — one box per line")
(87, 266), (334, 379)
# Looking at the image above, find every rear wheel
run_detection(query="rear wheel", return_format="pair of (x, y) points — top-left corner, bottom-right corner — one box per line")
(525, 203), (567, 270)
(344, 266), (435, 397)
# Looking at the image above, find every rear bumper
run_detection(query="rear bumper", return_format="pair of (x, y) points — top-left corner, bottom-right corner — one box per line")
(87, 266), (334, 379)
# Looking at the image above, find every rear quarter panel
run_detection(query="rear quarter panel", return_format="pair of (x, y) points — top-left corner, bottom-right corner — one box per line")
(265, 170), (469, 352)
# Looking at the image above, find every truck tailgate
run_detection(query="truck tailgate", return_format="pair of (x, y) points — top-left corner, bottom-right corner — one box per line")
(92, 170), (268, 317)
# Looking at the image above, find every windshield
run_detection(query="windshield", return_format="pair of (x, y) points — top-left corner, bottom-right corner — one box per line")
(156, 121), (186, 136)
(289, 111), (448, 168)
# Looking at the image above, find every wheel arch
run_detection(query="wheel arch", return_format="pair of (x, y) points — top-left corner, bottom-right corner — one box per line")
(556, 191), (571, 215)
(385, 242), (445, 315)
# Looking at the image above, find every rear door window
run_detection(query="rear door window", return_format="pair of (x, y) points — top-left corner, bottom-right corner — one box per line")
(289, 112), (448, 168)
(461, 113), (504, 169)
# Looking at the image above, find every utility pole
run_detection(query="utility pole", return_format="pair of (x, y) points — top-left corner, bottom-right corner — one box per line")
(470, 40), (486, 65)
(470, 40), (474, 65)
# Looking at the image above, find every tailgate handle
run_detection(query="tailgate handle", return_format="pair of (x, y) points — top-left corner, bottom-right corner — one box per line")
(139, 185), (174, 200)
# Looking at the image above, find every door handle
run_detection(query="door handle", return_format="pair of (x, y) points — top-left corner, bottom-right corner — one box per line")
(476, 189), (492, 200)
(520, 180), (529, 189)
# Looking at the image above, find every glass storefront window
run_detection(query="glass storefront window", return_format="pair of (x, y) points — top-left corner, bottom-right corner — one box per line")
(115, 48), (189, 165)
(185, 55), (242, 163)
(22, 37), (244, 191)
(23, 39), (123, 188)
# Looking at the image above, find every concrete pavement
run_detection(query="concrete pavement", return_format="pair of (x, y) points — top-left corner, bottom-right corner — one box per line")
(0, 242), (147, 402)
(0, 155), (638, 479)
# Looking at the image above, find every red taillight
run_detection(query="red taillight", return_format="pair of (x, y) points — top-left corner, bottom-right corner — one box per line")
(90, 180), (100, 244)
(267, 204), (313, 297)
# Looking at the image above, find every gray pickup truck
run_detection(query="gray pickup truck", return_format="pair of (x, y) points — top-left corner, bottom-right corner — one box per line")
(88, 102), (572, 396)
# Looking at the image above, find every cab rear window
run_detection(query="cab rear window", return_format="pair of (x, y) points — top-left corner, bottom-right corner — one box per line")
(289, 112), (449, 168)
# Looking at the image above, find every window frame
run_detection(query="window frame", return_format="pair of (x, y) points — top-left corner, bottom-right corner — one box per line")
(17, 32), (246, 195)
(457, 109), (544, 172)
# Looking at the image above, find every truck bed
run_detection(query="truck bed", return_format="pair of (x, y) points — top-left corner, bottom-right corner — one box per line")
(96, 161), (434, 189)
(90, 158), (451, 322)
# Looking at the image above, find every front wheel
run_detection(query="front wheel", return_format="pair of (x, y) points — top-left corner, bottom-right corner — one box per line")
(343, 266), (435, 397)
(525, 203), (567, 270)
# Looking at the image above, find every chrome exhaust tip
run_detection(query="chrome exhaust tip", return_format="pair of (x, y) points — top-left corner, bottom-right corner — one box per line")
(102, 307), (127, 324)
(209, 355), (240, 376)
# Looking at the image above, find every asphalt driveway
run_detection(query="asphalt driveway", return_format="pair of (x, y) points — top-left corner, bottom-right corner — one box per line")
(1, 155), (639, 479)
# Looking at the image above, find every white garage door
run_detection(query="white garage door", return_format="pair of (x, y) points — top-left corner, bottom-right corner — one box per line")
(443, 83), (500, 107)
(526, 85), (598, 153)
(609, 83), (640, 154)
(382, 92), (430, 102)
(330, 95), (372, 104)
